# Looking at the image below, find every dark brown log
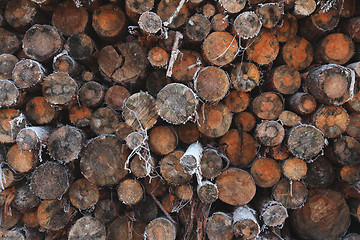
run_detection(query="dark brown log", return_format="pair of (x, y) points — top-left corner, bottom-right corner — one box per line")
(252, 92), (284, 120)
(126, 0), (155, 23)
(147, 46), (168, 68)
(144, 217), (176, 240)
(160, 151), (191, 185)
(94, 199), (120, 224)
(7, 143), (38, 173)
(278, 110), (301, 127)
(4, 0), (41, 31)
(313, 105), (349, 138)
(273, 13), (298, 42)
(90, 107), (119, 135)
(172, 50), (203, 83)
(232, 206), (260, 239)
(0, 54), (18, 79)
(206, 212), (233, 240)
(108, 215), (147, 240)
(0, 80), (19, 108)
(0, 28), (20, 54)
(134, 196), (158, 222)
(65, 33), (95, 61)
(216, 168), (256, 205)
(200, 149), (223, 179)
(256, 3), (282, 29)
(156, 83), (197, 125)
(104, 85), (130, 111)
(290, 189), (350, 240)
(246, 30), (279, 65)
(260, 200), (288, 227)
(202, 31), (238, 66)
(42, 72), (78, 105)
(347, 112), (360, 138)
(0, 108), (25, 143)
(68, 216), (106, 240)
(233, 11), (261, 39)
(25, 96), (57, 125)
(333, 136), (360, 166)
(81, 70), (95, 82)
(146, 70), (170, 97)
(218, 0), (246, 14)
(211, 13), (228, 32)
(52, 0), (88, 36)
(78, 81), (105, 108)
(138, 11), (162, 34)
(12, 59), (45, 89)
(142, 176), (168, 198)
(289, 92), (317, 115)
(268, 65), (301, 95)
(12, 181), (40, 212)
(250, 158), (282, 188)
(282, 157), (307, 180)
(177, 122), (199, 144)
(37, 199), (75, 231)
(234, 111), (256, 132)
(343, 17), (360, 42)
(287, 124), (325, 160)
(282, 36), (313, 71)
(114, 122), (133, 141)
(52, 53), (81, 77)
(255, 120), (285, 147)
(273, 179), (308, 209)
(303, 156), (335, 189)
(185, 14), (211, 43)
(47, 125), (83, 162)
(69, 104), (91, 128)
(157, 0), (189, 29)
(30, 161), (70, 200)
(197, 181), (218, 203)
(149, 125), (177, 155)
(23, 24), (63, 62)
(69, 178), (99, 210)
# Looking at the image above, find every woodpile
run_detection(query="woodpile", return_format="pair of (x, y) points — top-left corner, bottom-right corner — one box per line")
(1, 0), (360, 239)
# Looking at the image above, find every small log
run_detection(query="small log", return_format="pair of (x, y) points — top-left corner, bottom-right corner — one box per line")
(104, 86), (129, 112)
(82, 71), (95, 82)
(202, 3), (215, 18)
(202, 31), (238, 66)
(108, 215), (147, 240)
(273, 179), (308, 209)
(177, 122), (199, 144)
(94, 199), (120, 224)
(206, 212), (233, 240)
(282, 36), (313, 71)
(313, 105), (349, 138)
(4, 0), (41, 31)
(123, 92), (158, 131)
(233, 11), (261, 39)
(147, 46), (168, 68)
(138, 11), (162, 35)
(194, 66), (230, 102)
(157, 0), (189, 29)
(0, 80), (19, 107)
(69, 178), (99, 210)
(80, 135), (128, 186)
(144, 217), (176, 240)
(0, 28), (20, 54)
(270, 144), (290, 161)
(230, 62), (260, 92)
(156, 83), (197, 125)
(304, 156), (335, 189)
(218, 0), (246, 14)
(293, 0), (316, 17)
(65, 33), (95, 61)
(90, 107), (119, 135)
(160, 151), (191, 185)
(268, 65), (301, 95)
(211, 13), (229, 32)
(287, 124), (325, 160)
(25, 96), (57, 125)
(246, 30), (279, 65)
(1, 229), (24, 239)
(333, 136), (360, 166)
(12, 181), (40, 212)
(30, 161), (70, 200)
(0, 205), (20, 229)
(52, 53), (81, 77)
(185, 14), (211, 43)
(68, 216), (106, 240)
(250, 158), (282, 188)
(260, 200), (288, 227)
(130, 153), (154, 178)
(216, 168), (256, 205)
(37, 199), (75, 231)
(12, 59), (45, 89)
(149, 125), (177, 155)
(347, 112), (360, 138)
(234, 111), (256, 132)
(288, 92), (317, 115)
(172, 50), (203, 83)
(0, 53), (18, 79)
(232, 206), (260, 239)
(69, 104), (91, 128)
(115, 122), (133, 141)
(290, 189), (350, 240)
(282, 157), (307, 180)
(92, 4), (126, 41)
(23, 211), (39, 227)
(47, 125), (83, 162)
(42, 72), (78, 105)
(117, 179), (144, 205)
(0, 168), (15, 190)
(78, 81), (105, 108)
(197, 181), (218, 203)
(252, 92), (284, 120)
(256, 3), (282, 29)
(175, 184), (193, 201)
(200, 149), (223, 179)
(126, 0), (155, 23)
(0, 108), (25, 143)
(7, 143), (38, 173)
(317, 33), (354, 65)
(23, 24), (63, 62)
(343, 17), (360, 43)
(255, 120), (285, 147)
(273, 13), (298, 42)
(52, 0), (88, 36)
(278, 110), (301, 127)
(224, 90), (249, 113)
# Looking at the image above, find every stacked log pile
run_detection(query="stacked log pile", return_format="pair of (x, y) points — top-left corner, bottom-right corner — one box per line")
(0, 0), (360, 239)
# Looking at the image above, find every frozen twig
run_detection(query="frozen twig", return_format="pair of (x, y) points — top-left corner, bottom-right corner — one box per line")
(166, 31), (183, 77)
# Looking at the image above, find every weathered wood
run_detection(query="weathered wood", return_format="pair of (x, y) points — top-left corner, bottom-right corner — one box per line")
(268, 65), (301, 95)
(90, 107), (119, 135)
(0, 205), (20, 229)
(273, 13), (298, 42)
(273, 179), (308, 209)
(65, 33), (95, 61)
(289, 92), (317, 115)
(0, 54), (18, 79)
(108, 215), (146, 240)
(233, 11), (261, 39)
(4, 0), (41, 31)
(232, 206), (260, 239)
(79, 81), (105, 108)
(0, 28), (20, 54)
(317, 33), (354, 65)
(144, 217), (176, 240)
(260, 200), (288, 227)
(197, 181), (218, 203)
(218, 0), (246, 14)
(343, 17), (360, 42)
(25, 96), (57, 125)
(94, 199), (120, 224)
(52, 53), (81, 77)
(252, 92), (283, 120)
(69, 178), (99, 210)
(147, 46), (168, 68)
(282, 157), (307, 180)
(0, 108), (25, 143)
(42, 72), (78, 105)
(278, 110), (301, 127)
(172, 50), (203, 83)
(282, 36), (313, 71)
(270, 144), (290, 161)
(333, 136), (360, 166)
(304, 156), (335, 189)
(211, 13), (229, 32)
(206, 212), (233, 240)
(225, 90), (250, 113)
(160, 151), (191, 185)
(68, 216), (106, 240)
(0, 80), (19, 108)
(347, 112), (360, 138)
(12, 181), (40, 212)
(234, 111), (256, 132)
(293, 0), (316, 17)
(202, 3), (215, 18)
(177, 122), (199, 144)
(157, 0), (189, 29)
(117, 179), (144, 205)
(256, 3), (282, 29)
(185, 14), (211, 43)
(313, 105), (349, 138)
(200, 149), (223, 179)
(126, 0), (154, 23)
(255, 120), (285, 147)
(69, 105), (91, 128)
(12, 59), (45, 89)
(250, 158), (282, 188)
(138, 11), (162, 34)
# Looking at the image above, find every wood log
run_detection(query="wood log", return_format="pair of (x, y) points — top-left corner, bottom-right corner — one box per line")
(0, 168), (15, 190)
(172, 50), (203, 83)
(233, 11), (261, 39)
(246, 30), (279, 65)
(252, 92), (284, 120)
(144, 217), (176, 240)
(260, 200), (288, 227)
(287, 124), (325, 160)
(52, 53), (81, 77)
(218, 0), (246, 14)
(108, 215), (147, 240)
(293, 0), (316, 17)
(138, 11), (162, 35)
(23, 24), (63, 62)
(69, 104), (91, 128)
(37, 199), (75, 231)
(147, 46), (168, 68)
(0, 28), (20, 54)
(149, 125), (177, 155)
(0, 80), (19, 108)
(202, 3), (215, 18)
(65, 33), (95, 61)
(0, 205), (20, 229)
(68, 216), (106, 240)
(211, 13), (229, 32)
(273, 13), (298, 42)
(340, 164), (360, 186)
(177, 122), (199, 144)
(90, 107), (119, 135)
(157, 0), (189, 29)
(0, 108), (25, 143)
(234, 111), (256, 132)
(343, 17), (360, 43)
(216, 168), (256, 205)
(104, 85), (130, 111)
(313, 105), (349, 138)
(256, 3), (282, 29)
(250, 157), (282, 188)
(117, 179), (144, 205)
(12, 59), (45, 89)
(1, 229), (25, 239)
(185, 14), (211, 43)
(273, 179), (308, 209)
(80, 135), (128, 186)
(30, 161), (70, 200)
(130, 152), (154, 178)
(270, 144), (290, 161)
(255, 120), (285, 147)
(23, 210), (39, 228)
(232, 206), (260, 239)
(0, 54), (18, 79)
(268, 65), (301, 95)
(52, 0), (88, 36)
(175, 184), (193, 201)
(78, 81), (105, 108)
(347, 112), (360, 138)
(42, 72), (78, 105)
(303, 156), (335, 189)
(7, 143), (38, 173)
(114, 122), (133, 141)
(282, 157), (307, 180)
(69, 178), (99, 210)
(12, 181), (40, 212)
(289, 92), (317, 115)
(290, 189), (350, 240)
(282, 36), (313, 71)
(134, 196), (158, 222)
(197, 181), (218, 203)
(206, 212), (233, 240)
(333, 136), (360, 166)
(4, 0), (41, 32)
(25, 96), (57, 125)
(200, 149), (223, 179)
(94, 199), (120, 224)
(160, 151), (191, 185)
(317, 33), (354, 65)
(224, 90), (249, 113)
(278, 110), (301, 127)
(126, 0), (154, 23)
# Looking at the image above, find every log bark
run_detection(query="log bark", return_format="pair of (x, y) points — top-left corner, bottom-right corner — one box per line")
(232, 206), (260, 239)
